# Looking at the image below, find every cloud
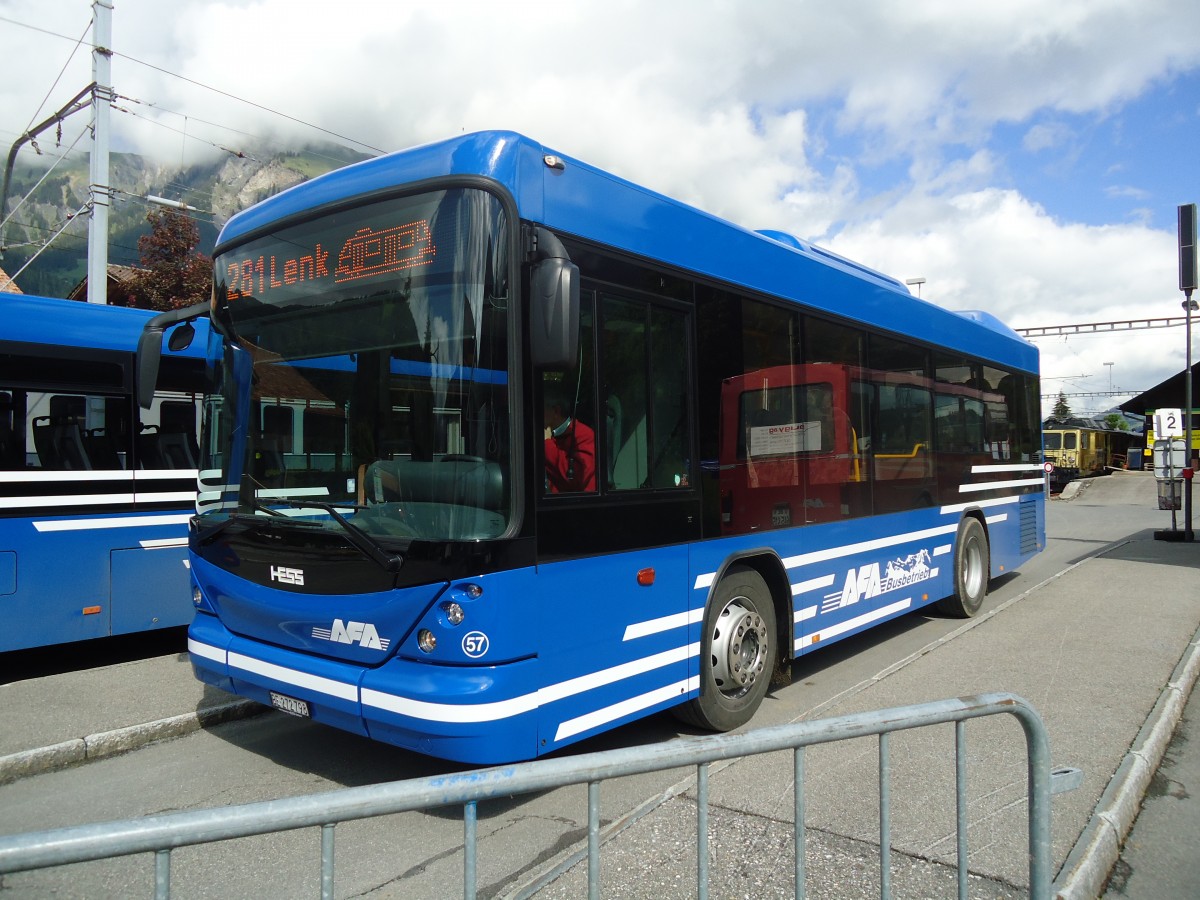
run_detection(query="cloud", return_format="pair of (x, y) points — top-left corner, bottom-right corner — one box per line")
(2, 0), (1198, 412)
(1023, 122), (1074, 153)
(825, 184), (1185, 408)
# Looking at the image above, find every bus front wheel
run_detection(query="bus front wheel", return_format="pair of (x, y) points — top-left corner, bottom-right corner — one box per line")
(678, 565), (777, 732)
(938, 517), (989, 618)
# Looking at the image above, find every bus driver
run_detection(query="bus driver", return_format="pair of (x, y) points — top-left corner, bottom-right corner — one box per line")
(543, 384), (596, 493)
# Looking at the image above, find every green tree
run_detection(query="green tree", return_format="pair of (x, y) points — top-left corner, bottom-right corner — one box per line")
(122, 207), (212, 311)
(1052, 391), (1071, 419)
(1104, 413), (1129, 431)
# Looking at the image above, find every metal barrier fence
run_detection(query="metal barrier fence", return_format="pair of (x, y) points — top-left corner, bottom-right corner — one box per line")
(0, 692), (1061, 899)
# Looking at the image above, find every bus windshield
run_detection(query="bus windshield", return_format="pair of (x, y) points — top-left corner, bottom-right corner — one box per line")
(203, 187), (513, 543)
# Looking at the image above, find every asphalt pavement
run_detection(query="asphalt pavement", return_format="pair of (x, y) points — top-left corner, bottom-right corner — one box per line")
(1, 471), (1198, 898)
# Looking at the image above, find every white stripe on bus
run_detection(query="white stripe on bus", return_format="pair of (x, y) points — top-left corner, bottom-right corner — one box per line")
(794, 597), (912, 652)
(623, 608), (704, 640)
(2, 493), (136, 509)
(554, 677), (699, 742)
(939, 495), (1020, 516)
(133, 491), (196, 503)
(140, 537), (189, 548)
(191, 636), (700, 727)
(970, 463), (1042, 473)
(188, 638), (226, 664)
(792, 574), (835, 596)
(0, 469), (199, 483)
(794, 604), (817, 624)
(229, 651), (359, 702)
(779, 523), (959, 572)
(958, 477), (1044, 493)
(34, 513), (193, 532)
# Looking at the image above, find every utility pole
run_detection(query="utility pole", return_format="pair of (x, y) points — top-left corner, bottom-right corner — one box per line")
(87, 0), (113, 305)
(1179, 203), (1197, 542)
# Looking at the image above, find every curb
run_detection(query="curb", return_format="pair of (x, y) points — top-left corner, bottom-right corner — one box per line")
(0, 699), (265, 786)
(1052, 626), (1200, 898)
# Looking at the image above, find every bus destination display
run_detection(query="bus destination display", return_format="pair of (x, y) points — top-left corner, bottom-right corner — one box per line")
(223, 219), (437, 302)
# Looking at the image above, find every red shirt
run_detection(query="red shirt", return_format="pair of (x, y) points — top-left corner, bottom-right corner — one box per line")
(545, 419), (596, 493)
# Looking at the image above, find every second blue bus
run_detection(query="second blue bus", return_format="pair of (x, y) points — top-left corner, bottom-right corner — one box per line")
(2, 294), (206, 653)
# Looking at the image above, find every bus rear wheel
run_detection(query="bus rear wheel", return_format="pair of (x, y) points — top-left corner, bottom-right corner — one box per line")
(678, 565), (777, 732)
(938, 517), (989, 618)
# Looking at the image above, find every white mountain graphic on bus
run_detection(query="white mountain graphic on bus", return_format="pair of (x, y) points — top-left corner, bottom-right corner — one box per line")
(822, 549), (938, 613)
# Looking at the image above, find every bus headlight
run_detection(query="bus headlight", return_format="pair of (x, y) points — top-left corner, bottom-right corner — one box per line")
(440, 601), (465, 626)
(192, 585), (203, 607)
(417, 629), (437, 653)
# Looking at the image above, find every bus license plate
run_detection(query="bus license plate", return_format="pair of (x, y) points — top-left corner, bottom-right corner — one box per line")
(270, 692), (311, 718)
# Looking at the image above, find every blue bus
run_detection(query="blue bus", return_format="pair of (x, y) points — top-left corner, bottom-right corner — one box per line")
(175, 131), (1043, 764)
(1, 294), (206, 652)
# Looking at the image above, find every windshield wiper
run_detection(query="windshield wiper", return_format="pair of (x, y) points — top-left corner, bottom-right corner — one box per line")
(195, 500), (320, 545)
(284, 500), (404, 573)
(194, 475), (302, 545)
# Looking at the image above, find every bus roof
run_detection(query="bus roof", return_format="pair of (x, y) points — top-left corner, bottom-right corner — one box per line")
(217, 131), (1037, 374)
(2, 294), (208, 357)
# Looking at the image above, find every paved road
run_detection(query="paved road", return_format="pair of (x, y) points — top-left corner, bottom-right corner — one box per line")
(0, 471), (1197, 898)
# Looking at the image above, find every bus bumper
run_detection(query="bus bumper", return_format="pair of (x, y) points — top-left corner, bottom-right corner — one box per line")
(188, 613), (540, 764)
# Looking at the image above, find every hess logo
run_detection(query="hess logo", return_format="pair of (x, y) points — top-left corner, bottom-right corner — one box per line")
(269, 566), (305, 586)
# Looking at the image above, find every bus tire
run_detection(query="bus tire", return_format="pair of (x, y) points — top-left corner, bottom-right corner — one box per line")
(938, 517), (989, 618)
(677, 565), (777, 732)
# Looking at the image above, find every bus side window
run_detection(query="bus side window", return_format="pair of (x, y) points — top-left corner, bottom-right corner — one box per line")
(601, 296), (692, 491)
(542, 295), (597, 495)
(26, 393), (130, 471)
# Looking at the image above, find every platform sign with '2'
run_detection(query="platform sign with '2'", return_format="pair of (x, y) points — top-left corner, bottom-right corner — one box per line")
(1155, 408), (1184, 439)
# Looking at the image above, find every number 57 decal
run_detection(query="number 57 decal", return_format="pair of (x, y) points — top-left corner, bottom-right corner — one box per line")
(462, 631), (490, 658)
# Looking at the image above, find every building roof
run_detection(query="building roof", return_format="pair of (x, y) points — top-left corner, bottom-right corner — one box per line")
(65, 264), (143, 302)
(0, 265), (22, 294)
(1119, 362), (1200, 415)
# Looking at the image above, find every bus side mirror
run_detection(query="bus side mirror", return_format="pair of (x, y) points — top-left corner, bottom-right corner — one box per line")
(136, 302), (209, 410)
(136, 325), (164, 411)
(168, 321), (196, 352)
(529, 256), (580, 370)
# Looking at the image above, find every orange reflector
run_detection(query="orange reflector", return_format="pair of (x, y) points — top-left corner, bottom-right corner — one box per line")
(636, 567), (656, 586)
(922, 593), (928, 601)
(82, 606), (102, 616)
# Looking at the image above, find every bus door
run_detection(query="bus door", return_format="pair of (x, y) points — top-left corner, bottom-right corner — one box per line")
(534, 289), (700, 749)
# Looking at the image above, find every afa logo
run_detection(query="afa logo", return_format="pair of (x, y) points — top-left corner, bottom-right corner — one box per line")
(823, 550), (937, 613)
(311, 619), (391, 651)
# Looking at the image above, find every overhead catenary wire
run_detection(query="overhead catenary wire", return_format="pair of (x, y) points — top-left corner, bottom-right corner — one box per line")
(21, 21), (92, 134)
(0, 13), (384, 157)
(110, 96), (258, 162)
(117, 94), (369, 169)
(4, 7), (385, 281)
(0, 125), (90, 238)
(0, 8), (350, 280)
(4, 198), (91, 283)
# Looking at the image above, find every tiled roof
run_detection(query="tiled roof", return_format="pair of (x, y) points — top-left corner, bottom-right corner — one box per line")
(0, 265), (22, 293)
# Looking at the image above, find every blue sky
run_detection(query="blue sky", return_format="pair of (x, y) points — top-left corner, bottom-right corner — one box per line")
(997, 69), (1200, 230)
(1, 0), (1199, 414)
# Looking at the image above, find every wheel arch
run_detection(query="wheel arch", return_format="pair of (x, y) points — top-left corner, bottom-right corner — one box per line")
(958, 507), (992, 577)
(704, 549), (794, 664)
